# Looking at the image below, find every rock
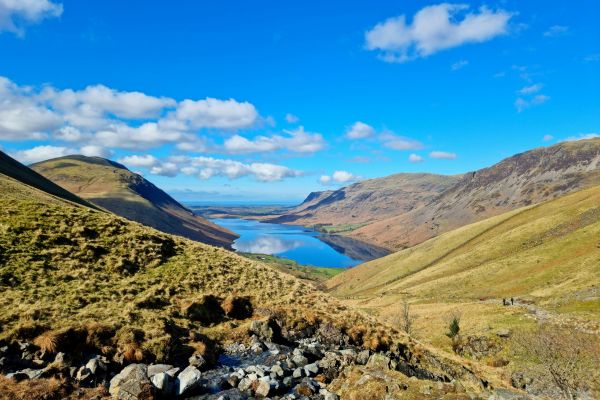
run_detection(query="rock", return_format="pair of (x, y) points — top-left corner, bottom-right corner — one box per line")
(496, 329), (511, 338)
(324, 391), (339, 400)
(238, 377), (253, 392)
(254, 379), (271, 397)
(76, 367), (93, 382)
(54, 352), (66, 364)
(250, 319), (279, 342)
(295, 378), (318, 396)
(367, 353), (391, 369)
(86, 356), (108, 374)
(150, 372), (173, 394)
(175, 365), (202, 396)
(226, 374), (239, 388)
(270, 364), (284, 377)
(109, 364), (154, 400)
(282, 376), (293, 387)
(303, 363), (319, 376)
(292, 368), (303, 378)
(356, 350), (370, 365)
(188, 354), (206, 369)
(292, 354), (308, 367)
(510, 371), (532, 390)
(147, 364), (174, 378)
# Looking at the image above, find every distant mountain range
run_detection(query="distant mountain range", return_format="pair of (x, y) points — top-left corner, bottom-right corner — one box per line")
(30, 155), (237, 248)
(273, 138), (600, 250)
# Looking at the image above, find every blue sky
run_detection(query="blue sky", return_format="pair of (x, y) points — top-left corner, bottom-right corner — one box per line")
(0, 0), (598, 203)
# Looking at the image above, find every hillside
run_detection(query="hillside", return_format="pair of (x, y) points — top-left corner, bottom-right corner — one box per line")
(350, 138), (600, 249)
(0, 165), (515, 398)
(270, 173), (461, 228)
(327, 184), (600, 339)
(31, 155), (237, 249)
(0, 151), (96, 210)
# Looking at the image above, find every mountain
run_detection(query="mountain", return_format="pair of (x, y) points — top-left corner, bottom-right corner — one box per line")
(0, 159), (510, 398)
(31, 155), (237, 249)
(0, 151), (96, 210)
(270, 173), (461, 229)
(349, 138), (600, 249)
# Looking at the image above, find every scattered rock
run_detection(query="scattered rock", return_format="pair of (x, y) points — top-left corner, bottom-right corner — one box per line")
(188, 354), (206, 369)
(147, 364), (174, 378)
(175, 365), (202, 396)
(496, 328), (511, 338)
(109, 363), (154, 400)
(367, 353), (391, 369)
(356, 350), (370, 365)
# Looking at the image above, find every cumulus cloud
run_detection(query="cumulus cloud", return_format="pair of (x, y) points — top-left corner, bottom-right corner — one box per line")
(380, 132), (423, 150)
(543, 25), (569, 37)
(0, 0), (62, 35)
(0, 77), (61, 140)
(346, 121), (375, 139)
(223, 126), (325, 154)
(408, 153), (424, 163)
(285, 113), (299, 123)
(79, 145), (111, 158)
(451, 60), (469, 71)
(320, 170), (357, 185)
(429, 151), (457, 160)
(171, 98), (258, 130)
(543, 134), (554, 142)
(11, 145), (72, 164)
(365, 4), (512, 62)
(118, 154), (159, 168)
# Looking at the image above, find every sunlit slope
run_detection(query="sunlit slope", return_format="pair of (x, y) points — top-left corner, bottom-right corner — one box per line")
(32, 155), (237, 248)
(327, 185), (600, 315)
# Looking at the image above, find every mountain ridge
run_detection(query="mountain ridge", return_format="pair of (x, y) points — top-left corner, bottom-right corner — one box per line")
(31, 155), (238, 249)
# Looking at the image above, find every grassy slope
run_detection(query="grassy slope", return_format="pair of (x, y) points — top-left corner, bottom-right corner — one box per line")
(327, 185), (600, 349)
(0, 172), (507, 391)
(31, 156), (237, 248)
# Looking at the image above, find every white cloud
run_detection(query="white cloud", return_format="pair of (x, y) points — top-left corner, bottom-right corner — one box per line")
(285, 113), (299, 123)
(518, 83), (543, 95)
(172, 98), (258, 130)
(380, 132), (423, 150)
(543, 134), (554, 142)
(93, 122), (188, 150)
(429, 151), (457, 159)
(188, 157), (303, 182)
(0, 0), (62, 35)
(319, 175), (331, 184)
(12, 145), (72, 164)
(543, 25), (568, 37)
(563, 133), (599, 142)
(118, 154), (158, 168)
(223, 126), (325, 154)
(408, 153), (424, 163)
(0, 77), (61, 140)
(515, 94), (550, 112)
(365, 4), (512, 62)
(451, 60), (469, 71)
(79, 145), (110, 158)
(150, 162), (178, 177)
(346, 121), (375, 139)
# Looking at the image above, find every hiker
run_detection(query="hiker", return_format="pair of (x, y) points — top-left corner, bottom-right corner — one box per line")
(502, 298), (506, 306)
(511, 297), (514, 305)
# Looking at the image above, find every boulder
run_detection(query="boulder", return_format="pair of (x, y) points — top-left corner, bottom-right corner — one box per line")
(304, 363), (319, 376)
(367, 353), (391, 369)
(292, 353), (309, 367)
(147, 364), (174, 378)
(150, 372), (173, 394)
(356, 350), (370, 365)
(188, 354), (206, 369)
(254, 379), (271, 397)
(250, 319), (280, 342)
(496, 329), (511, 338)
(175, 365), (202, 396)
(109, 364), (154, 400)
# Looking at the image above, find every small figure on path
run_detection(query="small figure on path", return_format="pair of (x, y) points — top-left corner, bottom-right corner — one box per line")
(511, 297), (514, 305)
(502, 298), (506, 306)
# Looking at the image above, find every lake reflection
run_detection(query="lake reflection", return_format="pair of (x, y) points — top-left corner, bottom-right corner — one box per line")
(211, 218), (389, 268)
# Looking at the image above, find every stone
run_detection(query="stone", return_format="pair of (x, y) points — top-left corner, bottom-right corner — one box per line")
(496, 328), (511, 338)
(76, 367), (92, 382)
(283, 376), (293, 387)
(226, 374), (239, 388)
(109, 364), (154, 400)
(188, 354), (206, 369)
(356, 350), (370, 365)
(292, 368), (303, 378)
(367, 353), (391, 369)
(250, 319), (278, 342)
(254, 379), (271, 397)
(147, 364), (174, 378)
(151, 372), (173, 394)
(175, 365), (202, 396)
(238, 377), (253, 392)
(292, 354), (308, 367)
(86, 356), (107, 375)
(303, 363), (319, 376)
(270, 364), (284, 377)
(54, 352), (66, 364)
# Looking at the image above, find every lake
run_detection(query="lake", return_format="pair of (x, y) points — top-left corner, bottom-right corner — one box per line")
(211, 218), (390, 268)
